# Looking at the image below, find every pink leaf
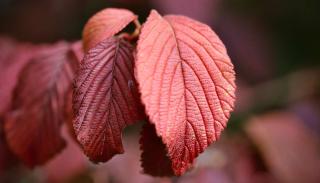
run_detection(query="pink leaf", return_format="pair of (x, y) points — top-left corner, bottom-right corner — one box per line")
(136, 10), (236, 175)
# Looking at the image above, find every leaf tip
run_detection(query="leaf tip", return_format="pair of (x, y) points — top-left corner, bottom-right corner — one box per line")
(148, 9), (162, 19)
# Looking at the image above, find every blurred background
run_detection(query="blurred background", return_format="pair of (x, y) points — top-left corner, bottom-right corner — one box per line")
(0, 0), (320, 182)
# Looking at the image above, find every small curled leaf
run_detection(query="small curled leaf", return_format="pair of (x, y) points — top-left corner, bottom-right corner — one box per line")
(82, 8), (137, 52)
(73, 37), (141, 162)
(136, 10), (236, 175)
(4, 42), (78, 167)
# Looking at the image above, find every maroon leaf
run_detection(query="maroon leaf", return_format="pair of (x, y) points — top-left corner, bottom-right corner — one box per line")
(82, 8), (137, 52)
(136, 10), (236, 175)
(140, 122), (174, 176)
(65, 42), (84, 140)
(4, 42), (78, 167)
(0, 118), (19, 173)
(73, 37), (141, 162)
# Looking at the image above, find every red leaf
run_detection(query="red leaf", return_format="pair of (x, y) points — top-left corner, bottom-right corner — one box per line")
(140, 122), (174, 176)
(136, 10), (236, 175)
(82, 8), (137, 52)
(73, 37), (141, 162)
(4, 42), (78, 167)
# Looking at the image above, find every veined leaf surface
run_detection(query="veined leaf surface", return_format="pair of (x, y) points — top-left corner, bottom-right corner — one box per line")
(136, 10), (236, 175)
(73, 37), (141, 162)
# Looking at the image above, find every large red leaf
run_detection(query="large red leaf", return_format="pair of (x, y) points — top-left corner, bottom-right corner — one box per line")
(4, 42), (78, 167)
(82, 8), (137, 52)
(73, 37), (141, 162)
(136, 10), (236, 175)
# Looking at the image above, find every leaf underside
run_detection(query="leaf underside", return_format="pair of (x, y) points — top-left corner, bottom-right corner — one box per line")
(136, 10), (236, 175)
(4, 42), (78, 167)
(140, 122), (174, 176)
(73, 37), (141, 162)
(82, 8), (137, 52)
